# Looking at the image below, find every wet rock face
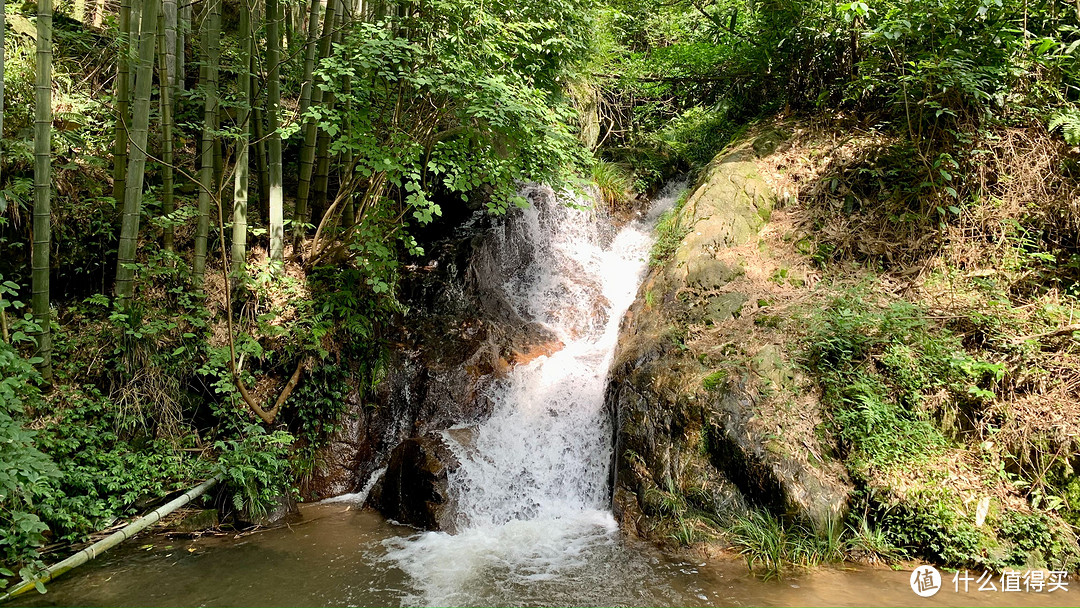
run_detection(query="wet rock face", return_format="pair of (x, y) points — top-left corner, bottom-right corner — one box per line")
(306, 204), (567, 505)
(371, 434), (460, 532)
(607, 142), (850, 535)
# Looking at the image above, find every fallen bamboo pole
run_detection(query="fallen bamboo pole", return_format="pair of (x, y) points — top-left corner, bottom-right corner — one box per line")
(0, 474), (222, 602)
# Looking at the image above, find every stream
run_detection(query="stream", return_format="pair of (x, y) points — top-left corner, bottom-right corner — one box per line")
(9, 503), (1075, 607)
(9, 185), (1077, 607)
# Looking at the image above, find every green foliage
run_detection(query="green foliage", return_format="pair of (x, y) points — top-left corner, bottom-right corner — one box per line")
(0, 277), (40, 347)
(212, 425), (295, 517)
(874, 490), (999, 569)
(591, 160), (633, 210)
(310, 0), (590, 222)
(1060, 474), (1080, 528)
(289, 364), (351, 446)
(727, 510), (845, 579)
(729, 509), (788, 579)
(845, 515), (904, 564)
(702, 369), (727, 391)
(997, 511), (1078, 569)
(592, 0), (1080, 204)
(1048, 108), (1080, 145)
(647, 107), (735, 168)
(0, 340), (59, 574)
(649, 189), (691, 266)
(33, 387), (198, 542)
(803, 292), (1001, 468)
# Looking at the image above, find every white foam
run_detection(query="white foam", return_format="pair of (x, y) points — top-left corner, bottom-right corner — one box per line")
(317, 467), (387, 505)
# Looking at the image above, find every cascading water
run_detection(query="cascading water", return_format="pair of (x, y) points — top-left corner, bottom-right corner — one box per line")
(15, 185), (1043, 608)
(383, 180), (688, 607)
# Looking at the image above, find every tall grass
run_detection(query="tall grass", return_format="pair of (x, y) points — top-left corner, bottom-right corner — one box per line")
(727, 509), (849, 580)
(592, 160), (632, 211)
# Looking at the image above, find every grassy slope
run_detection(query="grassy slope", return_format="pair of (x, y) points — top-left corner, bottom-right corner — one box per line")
(641, 114), (1080, 575)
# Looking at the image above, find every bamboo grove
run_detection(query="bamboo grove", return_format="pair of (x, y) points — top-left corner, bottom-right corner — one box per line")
(0, 0), (590, 572)
(0, 0), (590, 414)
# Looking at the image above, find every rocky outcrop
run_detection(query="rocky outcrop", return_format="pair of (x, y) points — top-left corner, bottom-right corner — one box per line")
(371, 433), (461, 531)
(607, 139), (851, 537)
(306, 199), (566, 512)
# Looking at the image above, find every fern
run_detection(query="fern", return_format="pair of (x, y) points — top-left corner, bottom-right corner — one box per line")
(1048, 108), (1080, 145)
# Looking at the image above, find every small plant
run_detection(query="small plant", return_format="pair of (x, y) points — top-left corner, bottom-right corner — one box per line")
(649, 190), (691, 266)
(647, 106), (736, 168)
(670, 516), (700, 545)
(1049, 108), (1080, 145)
(801, 292), (1005, 469)
(591, 160), (633, 210)
(729, 509), (788, 580)
(728, 509), (850, 579)
(702, 369), (727, 390)
(845, 516), (903, 564)
(0, 341), (60, 578)
(213, 424), (296, 517)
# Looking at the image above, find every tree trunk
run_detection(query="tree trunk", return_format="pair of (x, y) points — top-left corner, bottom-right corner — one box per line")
(115, 0), (160, 302)
(309, 0), (344, 229)
(213, 135), (223, 195)
(157, 3), (175, 252)
(283, 0), (295, 58)
(128, 0), (142, 95)
(297, 0), (320, 126)
(33, 0), (53, 384)
(111, 0), (131, 207)
(267, 0), (284, 263)
(231, 0), (251, 274)
(192, 0), (219, 283)
(293, 0), (335, 247)
(310, 121), (332, 226)
(341, 1), (355, 228)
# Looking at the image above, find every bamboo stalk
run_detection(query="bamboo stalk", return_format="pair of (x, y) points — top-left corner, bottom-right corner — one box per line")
(115, 0), (161, 303)
(0, 475), (222, 602)
(175, 0), (188, 93)
(111, 0), (131, 206)
(162, 0), (176, 108)
(267, 0), (284, 263)
(33, 0), (53, 384)
(293, 0), (336, 247)
(157, 3), (176, 252)
(252, 104), (270, 225)
(1, 0), (5, 216)
(192, 0), (220, 283)
(231, 0), (251, 274)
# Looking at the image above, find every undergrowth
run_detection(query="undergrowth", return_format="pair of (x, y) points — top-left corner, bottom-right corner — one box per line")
(649, 188), (692, 266)
(803, 291), (1001, 470)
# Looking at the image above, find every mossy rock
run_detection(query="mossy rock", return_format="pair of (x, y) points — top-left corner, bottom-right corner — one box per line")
(751, 128), (792, 158)
(672, 147), (774, 265)
(686, 256), (743, 289)
(701, 292), (748, 324)
(173, 508), (219, 533)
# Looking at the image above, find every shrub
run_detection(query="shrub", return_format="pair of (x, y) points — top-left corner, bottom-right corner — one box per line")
(0, 341), (59, 577)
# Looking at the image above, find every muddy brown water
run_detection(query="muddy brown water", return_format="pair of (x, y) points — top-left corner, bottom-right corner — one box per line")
(7, 503), (1076, 607)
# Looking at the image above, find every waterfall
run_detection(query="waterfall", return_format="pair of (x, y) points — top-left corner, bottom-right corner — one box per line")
(383, 180), (687, 606)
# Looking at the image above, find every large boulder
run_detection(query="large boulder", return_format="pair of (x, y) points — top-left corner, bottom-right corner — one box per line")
(371, 433), (460, 531)
(607, 140), (850, 538)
